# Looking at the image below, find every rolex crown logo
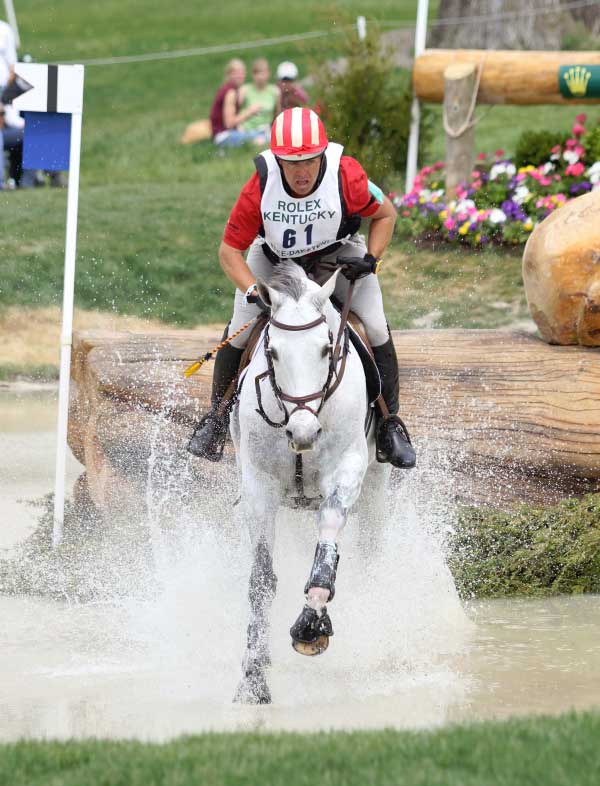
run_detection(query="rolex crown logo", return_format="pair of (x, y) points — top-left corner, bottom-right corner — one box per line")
(563, 66), (592, 97)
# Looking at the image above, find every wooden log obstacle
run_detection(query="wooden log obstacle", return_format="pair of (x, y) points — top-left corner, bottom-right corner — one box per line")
(68, 327), (600, 515)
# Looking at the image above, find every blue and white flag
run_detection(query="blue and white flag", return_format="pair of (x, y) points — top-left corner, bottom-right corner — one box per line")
(13, 63), (84, 171)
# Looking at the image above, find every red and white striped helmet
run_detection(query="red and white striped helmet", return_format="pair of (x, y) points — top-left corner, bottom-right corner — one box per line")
(270, 107), (328, 161)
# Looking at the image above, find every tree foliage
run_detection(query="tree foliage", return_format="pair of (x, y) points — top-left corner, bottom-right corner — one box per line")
(312, 28), (432, 189)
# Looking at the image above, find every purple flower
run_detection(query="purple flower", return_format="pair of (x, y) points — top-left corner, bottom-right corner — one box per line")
(501, 199), (527, 222)
(570, 181), (591, 195)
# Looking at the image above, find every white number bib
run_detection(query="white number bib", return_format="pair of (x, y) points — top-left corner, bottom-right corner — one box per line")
(258, 143), (344, 259)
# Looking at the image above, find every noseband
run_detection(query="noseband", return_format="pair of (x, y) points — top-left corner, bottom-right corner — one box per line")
(254, 312), (349, 429)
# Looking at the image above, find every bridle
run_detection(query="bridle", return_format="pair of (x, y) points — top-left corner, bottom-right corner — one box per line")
(254, 281), (355, 429)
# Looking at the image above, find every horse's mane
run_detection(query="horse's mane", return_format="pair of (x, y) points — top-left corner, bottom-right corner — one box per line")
(268, 262), (307, 302)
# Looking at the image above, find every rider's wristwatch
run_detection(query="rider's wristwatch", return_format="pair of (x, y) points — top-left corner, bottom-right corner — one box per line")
(364, 253), (383, 274)
(244, 283), (258, 305)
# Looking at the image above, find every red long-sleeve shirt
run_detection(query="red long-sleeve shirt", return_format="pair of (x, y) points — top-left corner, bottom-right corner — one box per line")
(223, 156), (380, 251)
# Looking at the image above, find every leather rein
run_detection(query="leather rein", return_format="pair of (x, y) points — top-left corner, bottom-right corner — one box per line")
(254, 280), (355, 429)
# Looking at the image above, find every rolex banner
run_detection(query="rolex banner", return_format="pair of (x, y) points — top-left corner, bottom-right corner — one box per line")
(559, 65), (600, 99)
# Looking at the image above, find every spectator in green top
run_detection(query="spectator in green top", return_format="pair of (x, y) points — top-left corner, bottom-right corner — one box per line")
(238, 58), (280, 145)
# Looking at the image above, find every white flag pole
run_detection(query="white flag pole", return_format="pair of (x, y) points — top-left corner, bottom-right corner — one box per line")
(405, 0), (429, 193)
(3, 0), (20, 48)
(53, 106), (83, 547)
(12, 64), (85, 547)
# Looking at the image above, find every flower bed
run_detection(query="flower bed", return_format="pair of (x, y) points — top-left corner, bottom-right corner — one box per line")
(393, 114), (600, 247)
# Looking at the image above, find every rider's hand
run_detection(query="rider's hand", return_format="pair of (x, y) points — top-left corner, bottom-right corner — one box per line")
(339, 254), (381, 281)
(245, 284), (269, 313)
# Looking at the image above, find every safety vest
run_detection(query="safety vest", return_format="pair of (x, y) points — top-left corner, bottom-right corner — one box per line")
(254, 143), (360, 262)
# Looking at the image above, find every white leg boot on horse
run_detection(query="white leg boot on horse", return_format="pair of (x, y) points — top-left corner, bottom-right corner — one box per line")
(290, 453), (366, 656)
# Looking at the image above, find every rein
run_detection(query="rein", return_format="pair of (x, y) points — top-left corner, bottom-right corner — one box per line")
(255, 280), (355, 429)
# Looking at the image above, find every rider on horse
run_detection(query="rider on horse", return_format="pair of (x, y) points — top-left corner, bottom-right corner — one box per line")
(188, 107), (416, 469)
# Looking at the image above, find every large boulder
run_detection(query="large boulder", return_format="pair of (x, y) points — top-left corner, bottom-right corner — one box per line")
(523, 189), (600, 346)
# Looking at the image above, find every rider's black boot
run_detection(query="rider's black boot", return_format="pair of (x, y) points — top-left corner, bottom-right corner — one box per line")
(187, 341), (244, 461)
(372, 336), (416, 469)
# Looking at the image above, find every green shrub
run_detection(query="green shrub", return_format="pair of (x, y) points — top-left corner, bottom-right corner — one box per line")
(449, 493), (600, 598)
(583, 125), (600, 164)
(312, 27), (432, 189)
(515, 129), (569, 167)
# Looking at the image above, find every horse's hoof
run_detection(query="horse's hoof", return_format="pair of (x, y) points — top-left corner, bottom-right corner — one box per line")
(233, 670), (271, 705)
(291, 634), (329, 656)
(290, 605), (333, 656)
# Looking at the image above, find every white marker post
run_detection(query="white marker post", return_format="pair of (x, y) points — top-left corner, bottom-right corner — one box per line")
(14, 63), (85, 547)
(405, 0), (429, 193)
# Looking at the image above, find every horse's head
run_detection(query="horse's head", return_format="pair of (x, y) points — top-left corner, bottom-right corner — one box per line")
(257, 266), (339, 453)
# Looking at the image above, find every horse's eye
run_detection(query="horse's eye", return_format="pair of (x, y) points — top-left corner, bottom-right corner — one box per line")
(270, 348), (279, 362)
(321, 344), (330, 358)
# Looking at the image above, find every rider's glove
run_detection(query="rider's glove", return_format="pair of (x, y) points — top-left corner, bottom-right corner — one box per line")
(339, 254), (382, 281)
(245, 284), (269, 313)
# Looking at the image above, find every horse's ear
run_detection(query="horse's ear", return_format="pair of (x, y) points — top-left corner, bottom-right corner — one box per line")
(256, 278), (281, 311)
(314, 269), (340, 312)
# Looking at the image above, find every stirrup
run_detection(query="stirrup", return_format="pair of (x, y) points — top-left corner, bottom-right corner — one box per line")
(187, 410), (228, 461)
(376, 414), (416, 469)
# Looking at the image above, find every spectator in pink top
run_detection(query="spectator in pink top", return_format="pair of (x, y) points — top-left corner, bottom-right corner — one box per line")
(210, 58), (266, 148)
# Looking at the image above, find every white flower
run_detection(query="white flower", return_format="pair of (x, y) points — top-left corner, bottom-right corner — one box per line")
(563, 149), (580, 165)
(513, 185), (530, 205)
(419, 188), (432, 200)
(488, 208), (507, 224)
(489, 162), (515, 180)
(456, 198), (476, 213)
(586, 161), (600, 175)
(541, 162), (555, 174)
(433, 189), (445, 199)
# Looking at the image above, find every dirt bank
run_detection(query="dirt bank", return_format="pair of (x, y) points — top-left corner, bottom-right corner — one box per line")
(0, 307), (226, 371)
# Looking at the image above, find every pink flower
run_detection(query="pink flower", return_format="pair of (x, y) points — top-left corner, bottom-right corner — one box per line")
(539, 176), (552, 186)
(574, 144), (585, 157)
(472, 179), (482, 189)
(457, 212), (467, 222)
(421, 166), (433, 176)
(565, 138), (577, 149)
(495, 149), (505, 157)
(576, 113), (587, 124)
(515, 172), (527, 182)
(433, 161), (445, 171)
(572, 123), (585, 138)
(565, 162), (585, 177)
(402, 210), (410, 217)
(477, 152), (486, 161)
(551, 145), (562, 154)
(444, 217), (456, 230)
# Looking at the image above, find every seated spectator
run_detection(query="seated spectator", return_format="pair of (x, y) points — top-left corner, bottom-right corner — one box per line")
(1, 101), (36, 188)
(236, 58), (280, 144)
(276, 61), (309, 110)
(210, 58), (265, 148)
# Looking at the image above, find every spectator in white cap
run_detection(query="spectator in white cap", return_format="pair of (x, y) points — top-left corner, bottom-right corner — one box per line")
(276, 61), (309, 110)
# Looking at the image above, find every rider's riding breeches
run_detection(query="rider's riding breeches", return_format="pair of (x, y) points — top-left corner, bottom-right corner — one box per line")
(227, 234), (390, 349)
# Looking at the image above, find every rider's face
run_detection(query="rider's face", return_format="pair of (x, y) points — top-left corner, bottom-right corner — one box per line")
(279, 156), (322, 197)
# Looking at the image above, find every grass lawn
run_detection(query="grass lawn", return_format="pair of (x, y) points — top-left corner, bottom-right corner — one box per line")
(1, 711), (599, 786)
(0, 0), (596, 350)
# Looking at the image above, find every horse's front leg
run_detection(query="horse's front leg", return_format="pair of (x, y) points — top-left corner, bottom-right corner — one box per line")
(290, 451), (366, 656)
(234, 471), (279, 704)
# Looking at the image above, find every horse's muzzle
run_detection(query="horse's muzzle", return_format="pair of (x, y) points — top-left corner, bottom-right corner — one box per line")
(285, 415), (322, 453)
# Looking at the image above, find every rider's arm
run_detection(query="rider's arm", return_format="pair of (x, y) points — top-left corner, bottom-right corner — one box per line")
(219, 241), (256, 293)
(366, 195), (397, 261)
(220, 173), (263, 292)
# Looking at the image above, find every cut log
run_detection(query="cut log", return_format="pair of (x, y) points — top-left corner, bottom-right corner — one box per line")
(414, 49), (600, 104)
(68, 328), (600, 512)
(522, 189), (600, 346)
(444, 63), (477, 197)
